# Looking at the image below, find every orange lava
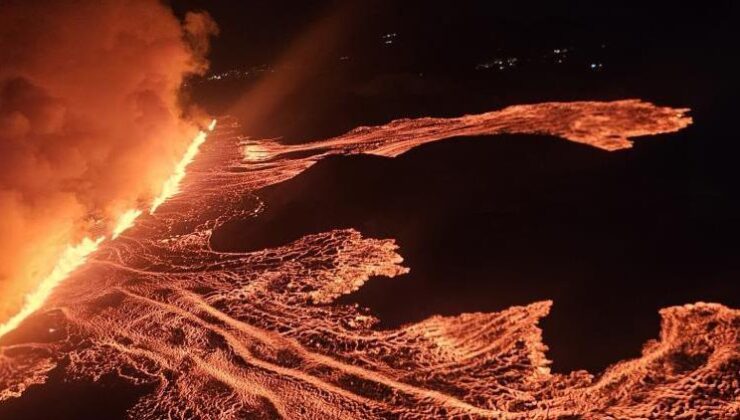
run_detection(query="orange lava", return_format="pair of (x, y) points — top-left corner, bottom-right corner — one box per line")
(279, 99), (691, 156)
(2, 102), (735, 419)
(233, 100), (692, 192)
(150, 120), (216, 214)
(112, 209), (143, 240)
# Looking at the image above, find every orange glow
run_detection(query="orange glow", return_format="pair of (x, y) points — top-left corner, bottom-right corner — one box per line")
(242, 143), (270, 161)
(235, 100), (693, 189)
(0, 0), (219, 345)
(150, 120), (216, 214)
(111, 209), (142, 239)
(0, 120), (217, 340)
(0, 236), (104, 338)
(5, 105), (733, 419)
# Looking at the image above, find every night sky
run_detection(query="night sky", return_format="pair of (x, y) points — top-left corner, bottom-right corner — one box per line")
(171, 1), (740, 373)
(174, 1), (737, 137)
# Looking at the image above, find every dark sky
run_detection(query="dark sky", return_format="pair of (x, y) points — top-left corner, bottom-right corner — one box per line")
(173, 1), (737, 141)
(175, 1), (739, 373)
(171, 1), (734, 75)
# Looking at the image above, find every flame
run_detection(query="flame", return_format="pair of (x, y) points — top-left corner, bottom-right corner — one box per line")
(0, 236), (104, 338)
(150, 119), (216, 214)
(112, 208), (143, 239)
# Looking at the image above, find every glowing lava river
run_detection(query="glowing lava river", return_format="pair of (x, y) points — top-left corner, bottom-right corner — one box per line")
(1, 100), (738, 419)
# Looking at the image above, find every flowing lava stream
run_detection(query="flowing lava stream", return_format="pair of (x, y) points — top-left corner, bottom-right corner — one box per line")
(1, 102), (737, 419)
(0, 120), (217, 340)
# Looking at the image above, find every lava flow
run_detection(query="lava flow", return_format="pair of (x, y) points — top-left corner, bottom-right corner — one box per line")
(1, 102), (737, 419)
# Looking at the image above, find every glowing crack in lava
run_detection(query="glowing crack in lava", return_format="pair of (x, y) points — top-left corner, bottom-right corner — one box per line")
(150, 121), (217, 214)
(0, 236), (104, 339)
(0, 121), (216, 341)
(112, 209), (144, 240)
(1, 101), (737, 419)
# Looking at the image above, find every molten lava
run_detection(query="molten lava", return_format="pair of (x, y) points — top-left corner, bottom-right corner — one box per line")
(150, 120), (217, 214)
(2, 103), (736, 419)
(0, 236), (104, 338)
(112, 209), (143, 240)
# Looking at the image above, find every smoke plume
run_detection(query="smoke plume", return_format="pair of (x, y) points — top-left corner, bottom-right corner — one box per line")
(0, 1), (217, 323)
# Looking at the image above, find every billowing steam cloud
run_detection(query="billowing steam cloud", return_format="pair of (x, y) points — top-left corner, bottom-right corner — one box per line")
(0, 1), (217, 323)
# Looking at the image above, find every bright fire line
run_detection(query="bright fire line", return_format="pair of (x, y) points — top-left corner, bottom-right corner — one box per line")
(0, 236), (105, 338)
(0, 120), (217, 339)
(150, 119), (216, 214)
(112, 208), (143, 239)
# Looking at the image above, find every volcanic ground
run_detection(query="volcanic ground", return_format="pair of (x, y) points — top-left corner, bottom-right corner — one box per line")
(1, 100), (738, 419)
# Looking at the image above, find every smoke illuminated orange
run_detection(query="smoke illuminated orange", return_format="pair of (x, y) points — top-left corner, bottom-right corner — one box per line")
(0, 0), (219, 347)
(0, 120), (217, 340)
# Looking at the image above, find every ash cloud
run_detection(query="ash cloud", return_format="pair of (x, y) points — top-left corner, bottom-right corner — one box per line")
(0, 0), (217, 321)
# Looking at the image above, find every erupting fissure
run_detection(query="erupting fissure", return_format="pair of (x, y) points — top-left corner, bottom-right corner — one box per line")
(112, 209), (143, 240)
(0, 236), (104, 338)
(150, 120), (217, 214)
(0, 120), (217, 340)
